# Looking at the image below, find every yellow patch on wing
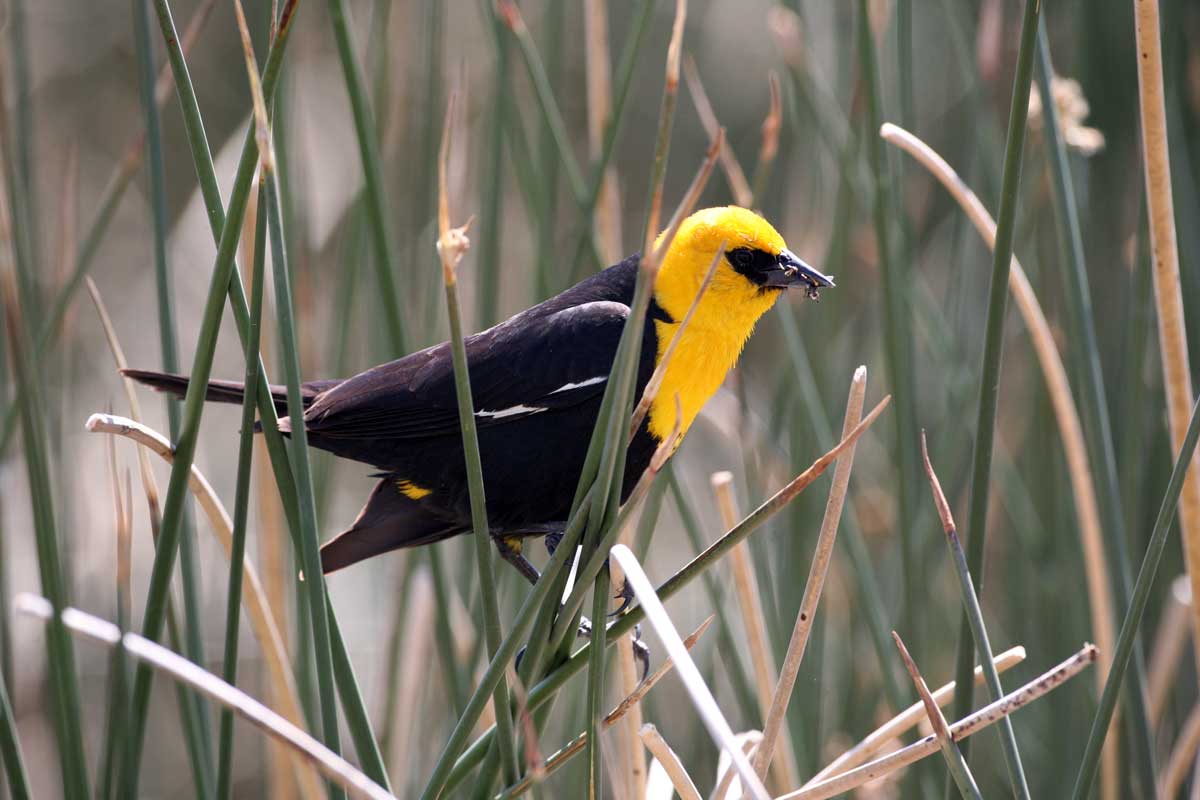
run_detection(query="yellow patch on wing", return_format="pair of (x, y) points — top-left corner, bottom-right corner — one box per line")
(395, 479), (432, 500)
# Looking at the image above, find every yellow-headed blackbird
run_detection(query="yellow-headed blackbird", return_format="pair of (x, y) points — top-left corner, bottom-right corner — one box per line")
(125, 206), (832, 579)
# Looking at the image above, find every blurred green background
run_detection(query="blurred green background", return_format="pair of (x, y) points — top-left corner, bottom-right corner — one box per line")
(3, 0), (1200, 797)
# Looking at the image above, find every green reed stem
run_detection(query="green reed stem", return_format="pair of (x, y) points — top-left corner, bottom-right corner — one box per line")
(532, 0), (565, 302)
(586, 567), (610, 797)
(418, 494), (595, 800)
(1, 280), (89, 800)
(943, 517), (1030, 797)
(564, 0), (655, 280)
(426, 543), (468, 714)
(326, 597), (389, 787)
(1072, 395), (1200, 799)
(120, 4), (303, 792)
(547, 20), (690, 769)
(855, 0), (922, 675)
(132, 3), (215, 788)
(264, 168), (346, 799)
(4, 0), (37, 309)
(327, 0), (407, 355)
(476, 0), (511, 328)
(0, 155), (135, 454)
(441, 404), (886, 791)
(215, 191), (267, 800)
(148, 9), (387, 788)
(0, 671), (29, 800)
(502, 6), (604, 273)
(379, 555), (417, 765)
(441, 238), (519, 782)
(1034, 24), (1157, 792)
(948, 0), (1040, 782)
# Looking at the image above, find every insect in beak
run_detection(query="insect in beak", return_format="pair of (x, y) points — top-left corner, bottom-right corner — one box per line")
(763, 248), (836, 300)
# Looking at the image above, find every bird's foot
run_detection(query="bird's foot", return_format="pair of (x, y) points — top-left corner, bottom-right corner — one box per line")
(610, 566), (635, 617)
(578, 615), (650, 680)
(514, 617), (649, 679)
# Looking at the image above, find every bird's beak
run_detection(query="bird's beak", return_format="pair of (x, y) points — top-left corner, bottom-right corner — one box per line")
(764, 249), (836, 297)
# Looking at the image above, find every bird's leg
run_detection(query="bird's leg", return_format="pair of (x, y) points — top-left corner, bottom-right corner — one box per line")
(491, 534), (541, 586)
(495, 524), (649, 679)
(490, 522), (570, 586)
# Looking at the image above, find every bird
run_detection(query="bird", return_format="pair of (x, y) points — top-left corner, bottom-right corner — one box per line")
(124, 206), (833, 584)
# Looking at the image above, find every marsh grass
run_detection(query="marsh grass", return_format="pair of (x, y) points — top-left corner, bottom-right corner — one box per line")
(4, 1), (1200, 798)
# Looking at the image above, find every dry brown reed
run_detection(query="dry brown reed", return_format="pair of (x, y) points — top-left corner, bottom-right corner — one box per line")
(752, 366), (865, 781)
(711, 471), (798, 791)
(1133, 0), (1200, 671)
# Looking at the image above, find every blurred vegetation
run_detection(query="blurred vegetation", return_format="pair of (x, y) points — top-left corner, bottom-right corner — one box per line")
(2, 0), (1200, 797)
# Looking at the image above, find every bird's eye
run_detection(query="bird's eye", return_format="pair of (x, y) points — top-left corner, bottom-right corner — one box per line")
(730, 248), (754, 269)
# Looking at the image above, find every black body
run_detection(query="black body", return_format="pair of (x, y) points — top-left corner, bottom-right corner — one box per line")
(126, 257), (667, 573)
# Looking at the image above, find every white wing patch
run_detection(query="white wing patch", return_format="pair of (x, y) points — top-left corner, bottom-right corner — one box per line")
(550, 300), (630, 324)
(549, 376), (607, 395)
(472, 302), (624, 423)
(475, 405), (547, 420)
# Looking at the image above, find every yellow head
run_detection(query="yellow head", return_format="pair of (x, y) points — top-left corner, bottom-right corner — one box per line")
(646, 206), (832, 443)
(652, 206), (832, 324)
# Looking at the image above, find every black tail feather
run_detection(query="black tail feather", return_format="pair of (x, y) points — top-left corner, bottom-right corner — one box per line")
(319, 478), (460, 573)
(121, 368), (330, 415)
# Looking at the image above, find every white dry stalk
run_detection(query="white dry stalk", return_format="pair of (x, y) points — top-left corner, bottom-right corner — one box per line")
(713, 731), (763, 800)
(805, 645), (1026, 786)
(640, 725), (702, 800)
(15, 595), (395, 800)
(610, 545), (770, 800)
(780, 644), (1097, 800)
(710, 471), (797, 791)
(752, 366), (866, 781)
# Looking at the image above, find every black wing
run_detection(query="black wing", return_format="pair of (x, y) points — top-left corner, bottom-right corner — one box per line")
(299, 299), (632, 442)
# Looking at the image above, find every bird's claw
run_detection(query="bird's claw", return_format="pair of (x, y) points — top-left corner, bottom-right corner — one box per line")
(579, 616), (650, 681)
(515, 615), (650, 680)
(610, 576), (635, 617)
(630, 624), (650, 681)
